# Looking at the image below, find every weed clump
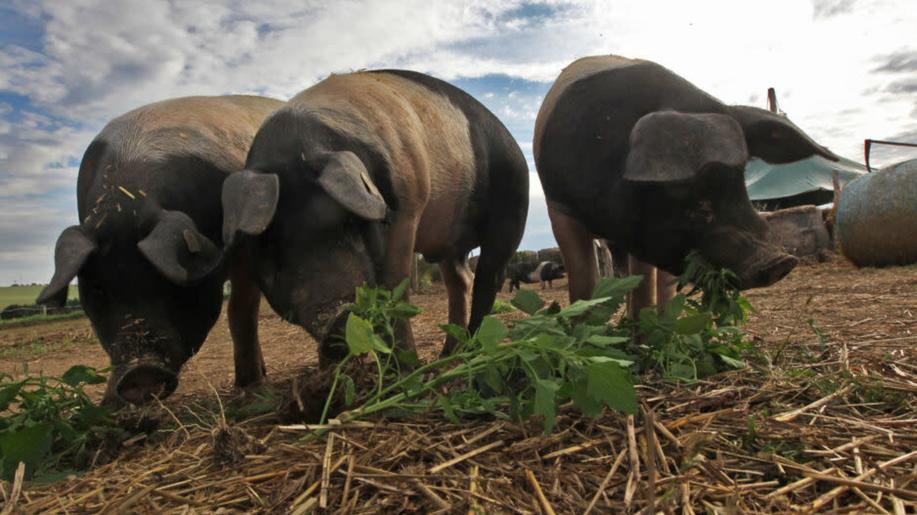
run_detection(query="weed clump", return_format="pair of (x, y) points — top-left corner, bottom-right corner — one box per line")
(0, 365), (123, 481)
(317, 253), (755, 434)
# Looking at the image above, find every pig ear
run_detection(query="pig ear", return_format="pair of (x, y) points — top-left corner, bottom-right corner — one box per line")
(37, 226), (96, 306)
(138, 210), (221, 285)
(222, 170), (279, 246)
(318, 151), (388, 221)
(729, 105), (839, 163)
(624, 112), (748, 183)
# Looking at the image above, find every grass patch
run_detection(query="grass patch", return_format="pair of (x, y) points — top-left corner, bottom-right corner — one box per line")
(0, 311), (86, 330)
(0, 334), (95, 361)
(0, 285), (78, 311)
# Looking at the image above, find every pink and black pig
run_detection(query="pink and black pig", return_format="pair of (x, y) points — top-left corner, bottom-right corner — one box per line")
(534, 55), (839, 313)
(38, 96), (283, 405)
(506, 261), (566, 292)
(221, 70), (529, 363)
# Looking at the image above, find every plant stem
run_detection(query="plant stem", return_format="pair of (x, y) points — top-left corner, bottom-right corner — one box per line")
(319, 356), (351, 425)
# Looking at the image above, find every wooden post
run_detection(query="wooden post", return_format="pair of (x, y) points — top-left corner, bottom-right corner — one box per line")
(593, 240), (614, 278)
(767, 87), (778, 113)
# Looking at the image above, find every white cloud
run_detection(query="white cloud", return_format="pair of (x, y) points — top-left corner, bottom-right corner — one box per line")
(1, 0), (916, 282)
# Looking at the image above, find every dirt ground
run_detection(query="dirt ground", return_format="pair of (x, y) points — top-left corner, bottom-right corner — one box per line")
(1, 252), (914, 403)
(3, 251), (916, 513)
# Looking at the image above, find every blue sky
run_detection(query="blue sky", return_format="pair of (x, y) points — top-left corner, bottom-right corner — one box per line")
(1, 0), (916, 285)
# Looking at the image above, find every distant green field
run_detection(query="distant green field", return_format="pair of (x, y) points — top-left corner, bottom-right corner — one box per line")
(0, 284), (79, 310)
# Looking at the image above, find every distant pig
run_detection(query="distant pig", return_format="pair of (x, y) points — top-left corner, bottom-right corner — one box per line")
(221, 70), (529, 362)
(534, 55), (840, 312)
(506, 261), (566, 291)
(38, 96), (282, 405)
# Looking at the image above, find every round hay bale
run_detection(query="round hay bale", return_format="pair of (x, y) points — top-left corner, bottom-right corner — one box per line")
(510, 250), (537, 264)
(760, 205), (831, 257)
(836, 159), (917, 267)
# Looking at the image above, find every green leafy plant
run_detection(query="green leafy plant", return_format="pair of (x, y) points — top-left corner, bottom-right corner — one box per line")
(636, 251), (756, 382)
(0, 365), (119, 481)
(677, 250), (754, 325)
(320, 276), (643, 434)
(318, 254), (755, 434)
(489, 299), (516, 314)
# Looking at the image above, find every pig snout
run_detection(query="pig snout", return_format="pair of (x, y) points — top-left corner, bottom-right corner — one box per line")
(736, 251), (798, 290)
(101, 356), (179, 407)
(104, 357), (179, 406)
(318, 307), (353, 367)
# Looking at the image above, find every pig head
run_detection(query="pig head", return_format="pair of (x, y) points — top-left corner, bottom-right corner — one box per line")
(619, 111), (798, 288)
(39, 202), (224, 405)
(221, 151), (389, 363)
(37, 95), (282, 405)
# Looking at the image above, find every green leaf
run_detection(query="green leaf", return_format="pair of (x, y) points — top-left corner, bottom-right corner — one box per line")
(591, 275), (643, 301)
(0, 422), (54, 480)
(475, 316), (508, 354)
(389, 303), (422, 319)
(674, 313), (712, 335)
(714, 353), (745, 369)
(475, 365), (505, 395)
(343, 375), (355, 406)
(533, 379), (560, 434)
(439, 324), (469, 346)
(667, 362), (696, 381)
(396, 349), (421, 370)
(371, 335), (392, 354)
(61, 365), (106, 386)
(437, 395), (459, 424)
(542, 301), (561, 316)
(695, 354), (717, 378)
(511, 289), (544, 315)
(71, 404), (110, 430)
(571, 376), (604, 418)
(557, 297), (612, 318)
(490, 300), (516, 314)
(586, 361), (638, 414)
(664, 294), (687, 318)
(391, 278), (409, 302)
(0, 382), (23, 411)
(587, 356), (635, 368)
(345, 314), (375, 355)
(585, 335), (630, 346)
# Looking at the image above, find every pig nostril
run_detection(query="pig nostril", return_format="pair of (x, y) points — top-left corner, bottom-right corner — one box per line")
(116, 365), (178, 405)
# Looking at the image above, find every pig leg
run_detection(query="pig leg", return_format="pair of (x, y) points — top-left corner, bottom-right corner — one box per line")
(380, 217), (419, 355)
(656, 270), (677, 308)
(228, 249), (266, 388)
(548, 200), (597, 302)
(467, 221), (525, 348)
(439, 255), (473, 354)
(627, 254), (657, 321)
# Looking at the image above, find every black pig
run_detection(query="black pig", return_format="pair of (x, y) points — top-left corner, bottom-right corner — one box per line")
(506, 261), (566, 291)
(221, 70), (529, 362)
(38, 96), (282, 405)
(534, 55), (838, 312)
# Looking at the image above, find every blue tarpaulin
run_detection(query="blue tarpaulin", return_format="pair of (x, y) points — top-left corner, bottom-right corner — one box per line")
(744, 155), (866, 209)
